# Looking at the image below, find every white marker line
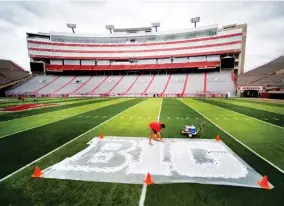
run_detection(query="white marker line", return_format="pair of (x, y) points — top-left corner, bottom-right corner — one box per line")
(0, 100), (128, 140)
(139, 180), (147, 206)
(215, 118), (218, 120)
(167, 117), (169, 119)
(0, 99), (142, 183)
(103, 116), (106, 119)
(130, 116), (133, 119)
(177, 117), (179, 119)
(139, 98), (163, 206)
(148, 117), (150, 119)
(224, 118), (228, 120)
(273, 118), (279, 120)
(139, 117), (142, 119)
(186, 117), (188, 119)
(196, 117), (198, 120)
(179, 100), (284, 174)
(211, 101), (283, 129)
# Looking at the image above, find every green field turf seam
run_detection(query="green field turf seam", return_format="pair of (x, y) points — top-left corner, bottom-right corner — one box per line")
(200, 99), (284, 129)
(179, 99), (284, 174)
(0, 99), (118, 140)
(139, 98), (163, 206)
(0, 98), (144, 183)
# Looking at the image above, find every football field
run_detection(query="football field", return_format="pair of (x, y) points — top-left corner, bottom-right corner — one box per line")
(0, 97), (284, 206)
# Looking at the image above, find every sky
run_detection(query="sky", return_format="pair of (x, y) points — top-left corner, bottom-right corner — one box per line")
(0, 0), (284, 72)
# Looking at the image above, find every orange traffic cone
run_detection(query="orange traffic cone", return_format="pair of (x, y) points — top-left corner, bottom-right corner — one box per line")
(144, 173), (154, 185)
(32, 166), (43, 178)
(216, 134), (221, 142)
(257, 175), (271, 189)
(99, 132), (104, 139)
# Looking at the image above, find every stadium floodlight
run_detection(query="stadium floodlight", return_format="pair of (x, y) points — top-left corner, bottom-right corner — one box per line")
(190, 17), (200, 28)
(66, 23), (77, 33)
(106, 25), (114, 34)
(151, 22), (160, 32)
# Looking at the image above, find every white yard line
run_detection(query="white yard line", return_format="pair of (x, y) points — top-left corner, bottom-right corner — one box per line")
(139, 98), (163, 206)
(180, 100), (284, 174)
(273, 118), (279, 120)
(0, 99), (141, 183)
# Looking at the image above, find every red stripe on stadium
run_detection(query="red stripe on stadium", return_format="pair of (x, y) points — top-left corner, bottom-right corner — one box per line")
(28, 41), (241, 54)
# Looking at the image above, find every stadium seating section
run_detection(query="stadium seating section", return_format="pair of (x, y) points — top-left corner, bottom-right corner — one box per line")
(238, 56), (284, 87)
(6, 72), (236, 97)
(0, 59), (30, 87)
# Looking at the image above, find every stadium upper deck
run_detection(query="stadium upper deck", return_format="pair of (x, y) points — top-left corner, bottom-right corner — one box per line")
(26, 23), (247, 74)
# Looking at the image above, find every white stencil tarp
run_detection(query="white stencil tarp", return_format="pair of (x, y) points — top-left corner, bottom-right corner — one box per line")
(42, 137), (273, 189)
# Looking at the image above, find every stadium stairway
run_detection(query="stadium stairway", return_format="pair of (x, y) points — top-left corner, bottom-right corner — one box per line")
(181, 73), (189, 97)
(71, 76), (93, 94)
(161, 74), (172, 96)
(53, 76), (77, 94)
(89, 76), (109, 94)
(122, 75), (140, 95)
(141, 75), (156, 95)
(34, 76), (60, 94)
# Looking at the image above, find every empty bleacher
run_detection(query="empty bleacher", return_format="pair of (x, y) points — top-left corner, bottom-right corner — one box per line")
(164, 74), (186, 95)
(0, 59), (30, 87)
(184, 73), (204, 94)
(127, 75), (153, 95)
(6, 72), (236, 97)
(6, 75), (56, 95)
(146, 75), (169, 94)
(207, 72), (235, 94)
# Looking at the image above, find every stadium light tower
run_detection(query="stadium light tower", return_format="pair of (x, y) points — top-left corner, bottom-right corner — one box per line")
(190, 17), (200, 28)
(106, 25), (114, 34)
(66, 23), (76, 33)
(151, 22), (160, 32)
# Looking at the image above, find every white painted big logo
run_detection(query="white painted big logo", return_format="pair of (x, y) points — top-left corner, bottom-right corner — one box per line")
(43, 137), (264, 188)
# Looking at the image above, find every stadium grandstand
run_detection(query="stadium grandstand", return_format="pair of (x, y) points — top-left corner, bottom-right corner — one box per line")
(238, 55), (284, 99)
(5, 22), (248, 98)
(0, 59), (30, 96)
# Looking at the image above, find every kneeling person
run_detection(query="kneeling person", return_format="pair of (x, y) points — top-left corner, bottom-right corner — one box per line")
(149, 121), (165, 145)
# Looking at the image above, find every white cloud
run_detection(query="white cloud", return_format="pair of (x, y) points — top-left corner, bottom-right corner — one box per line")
(0, 0), (283, 72)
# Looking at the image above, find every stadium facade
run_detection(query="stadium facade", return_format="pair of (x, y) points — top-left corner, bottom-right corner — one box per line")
(6, 23), (248, 97)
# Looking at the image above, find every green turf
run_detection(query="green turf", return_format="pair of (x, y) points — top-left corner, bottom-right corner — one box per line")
(145, 98), (284, 206)
(0, 98), (74, 107)
(1, 98), (284, 206)
(196, 98), (284, 127)
(235, 98), (284, 107)
(0, 98), (125, 137)
(91, 98), (163, 137)
(182, 99), (284, 170)
(0, 98), (147, 206)
(0, 98), (143, 179)
(212, 98), (284, 115)
(0, 98), (108, 122)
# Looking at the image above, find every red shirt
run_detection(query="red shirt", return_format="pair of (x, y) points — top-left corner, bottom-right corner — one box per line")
(149, 122), (163, 132)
